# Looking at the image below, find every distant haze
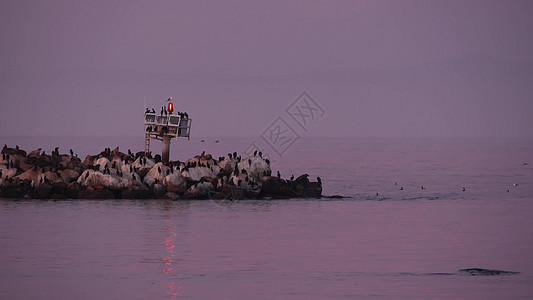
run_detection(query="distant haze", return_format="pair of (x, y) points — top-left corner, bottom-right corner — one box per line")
(1, 0), (532, 138)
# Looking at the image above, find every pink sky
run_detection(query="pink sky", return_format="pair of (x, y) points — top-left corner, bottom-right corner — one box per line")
(1, 0), (532, 138)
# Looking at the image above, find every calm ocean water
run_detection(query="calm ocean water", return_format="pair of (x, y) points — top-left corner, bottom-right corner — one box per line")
(1, 136), (533, 299)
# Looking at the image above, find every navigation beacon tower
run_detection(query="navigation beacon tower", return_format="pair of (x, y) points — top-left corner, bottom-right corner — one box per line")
(143, 97), (192, 163)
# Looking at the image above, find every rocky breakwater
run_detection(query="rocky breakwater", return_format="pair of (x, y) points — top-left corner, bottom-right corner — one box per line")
(0, 145), (322, 200)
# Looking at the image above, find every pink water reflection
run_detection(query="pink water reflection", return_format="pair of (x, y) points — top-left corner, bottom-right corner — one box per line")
(162, 215), (182, 297)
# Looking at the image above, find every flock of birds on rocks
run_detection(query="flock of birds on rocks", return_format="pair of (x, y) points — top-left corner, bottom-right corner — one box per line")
(1, 142), (526, 200)
(0, 144), (322, 200)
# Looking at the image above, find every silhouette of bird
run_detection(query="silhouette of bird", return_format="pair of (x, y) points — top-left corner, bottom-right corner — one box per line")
(277, 171), (281, 178)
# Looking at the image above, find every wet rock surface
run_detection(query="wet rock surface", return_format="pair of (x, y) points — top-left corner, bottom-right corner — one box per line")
(1, 145), (322, 200)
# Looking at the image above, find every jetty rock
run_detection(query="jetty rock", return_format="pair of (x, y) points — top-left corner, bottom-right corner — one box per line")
(0, 145), (322, 200)
(143, 162), (170, 186)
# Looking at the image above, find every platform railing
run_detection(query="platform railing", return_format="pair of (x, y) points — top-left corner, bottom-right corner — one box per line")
(144, 113), (191, 139)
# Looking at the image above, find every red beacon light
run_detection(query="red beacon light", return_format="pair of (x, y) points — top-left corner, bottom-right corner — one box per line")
(168, 102), (173, 113)
(167, 97), (174, 113)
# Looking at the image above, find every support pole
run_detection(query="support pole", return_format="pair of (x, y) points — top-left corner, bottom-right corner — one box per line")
(162, 135), (171, 163)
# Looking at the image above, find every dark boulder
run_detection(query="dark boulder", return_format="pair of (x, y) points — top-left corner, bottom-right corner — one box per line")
(163, 192), (181, 200)
(66, 182), (81, 199)
(78, 186), (115, 199)
(260, 177), (297, 198)
(122, 185), (151, 199)
(0, 184), (26, 198)
(36, 182), (53, 199)
(51, 181), (68, 195)
(182, 183), (211, 199)
(152, 183), (167, 198)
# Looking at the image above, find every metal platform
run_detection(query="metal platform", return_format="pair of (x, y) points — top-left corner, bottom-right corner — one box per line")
(144, 112), (192, 155)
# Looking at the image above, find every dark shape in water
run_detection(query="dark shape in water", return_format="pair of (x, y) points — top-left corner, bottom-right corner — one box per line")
(458, 268), (520, 276)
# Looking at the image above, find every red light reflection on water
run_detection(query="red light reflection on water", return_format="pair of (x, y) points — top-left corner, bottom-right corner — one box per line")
(162, 220), (182, 297)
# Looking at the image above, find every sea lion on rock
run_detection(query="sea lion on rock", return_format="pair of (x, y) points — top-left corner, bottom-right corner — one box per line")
(458, 268), (519, 276)
(28, 148), (42, 158)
